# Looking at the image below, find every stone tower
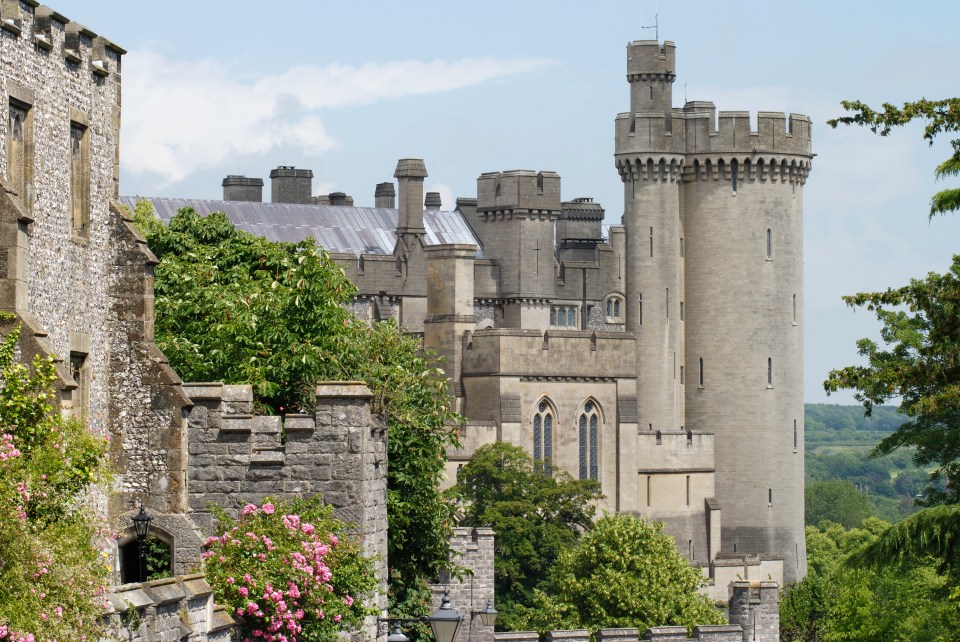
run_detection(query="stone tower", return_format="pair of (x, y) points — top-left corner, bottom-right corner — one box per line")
(473, 170), (561, 328)
(616, 41), (684, 434)
(615, 40), (812, 583)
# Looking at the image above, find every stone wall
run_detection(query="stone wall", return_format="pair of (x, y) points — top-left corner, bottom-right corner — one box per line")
(102, 574), (234, 642)
(0, 2), (124, 437)
(430, 527), (496, 642)
(492, 581), (779, 642)
(182, 381), (388, 616)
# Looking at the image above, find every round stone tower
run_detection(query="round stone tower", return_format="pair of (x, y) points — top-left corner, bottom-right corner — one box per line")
(615, 40), (685, 434)
(615, 40), (813, 583)
(682, 107), (811, 583)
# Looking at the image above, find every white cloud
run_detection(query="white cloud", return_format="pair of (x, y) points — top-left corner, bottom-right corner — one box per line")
(122, 51), (554, 185)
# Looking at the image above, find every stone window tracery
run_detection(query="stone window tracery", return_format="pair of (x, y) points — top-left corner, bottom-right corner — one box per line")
(550, 305), (578, 328)
(578, 400), (600, 481)
(533, 399), (554, 475)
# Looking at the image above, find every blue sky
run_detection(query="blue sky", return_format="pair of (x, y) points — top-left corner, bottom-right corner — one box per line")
(52, 1), (960, 404)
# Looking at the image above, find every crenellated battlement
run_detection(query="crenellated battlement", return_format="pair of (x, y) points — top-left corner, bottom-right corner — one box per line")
(2, 3), (125, 77)
(626, 40), (676, 81)
(477, 169), (562, 214)
(616, 108), (812, 158)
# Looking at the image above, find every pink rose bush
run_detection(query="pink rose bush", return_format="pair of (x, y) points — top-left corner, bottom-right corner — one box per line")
(203, 497), (377, 642)
(0, 321), (111, 641)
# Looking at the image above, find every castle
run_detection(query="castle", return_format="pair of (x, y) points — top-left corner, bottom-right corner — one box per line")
(130, 41), (812, 585)
(1, 2), (805, 638)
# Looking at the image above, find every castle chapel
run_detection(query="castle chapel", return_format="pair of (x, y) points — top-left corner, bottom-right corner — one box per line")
(129, 42), (813, 584)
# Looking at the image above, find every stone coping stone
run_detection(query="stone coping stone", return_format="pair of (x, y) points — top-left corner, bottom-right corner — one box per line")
(644, 626), (688, 640)
(597, 628), (640, 642)
(182, 382), (225, 399)
(494, 633), (539, 642)
(693, 625), (743, 634)
(181, 574), (214, 599)
(547, 630), (590, 642)
(210, 604), (237, 632)
(316, 381), (373, 398)
(108, 586), (152, 612)
(143, 577), (187, 606)
(285, 414), (316, 432)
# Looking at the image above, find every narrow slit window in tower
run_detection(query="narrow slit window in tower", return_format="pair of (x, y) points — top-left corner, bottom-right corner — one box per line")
(639, 293), (643, 326)
(731, 159), (738, 192)
(655, 430), (662, 445)
(699, 358), (704, 386)
(767, 357), (773, 386)
(665, 287), (670, 318)
(793, 419), (798, 452)
(646, 476), (651, 507)
(686, 475), (691, 505)
(70, 122), (90, 238)
(649, 85), (653, 101)
(793, 294), (797, 324)
(768, 488), (773, 506)
(680, 301), (684, 321)
(767, 228), (772, 258)
(649, 226), (654, 257)
(679, 237), (684, 257)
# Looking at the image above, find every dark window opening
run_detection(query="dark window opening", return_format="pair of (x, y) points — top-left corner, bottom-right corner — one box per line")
(120, 536), (172, 584)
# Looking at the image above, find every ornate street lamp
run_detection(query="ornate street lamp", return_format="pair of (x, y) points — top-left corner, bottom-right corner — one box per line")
(378, 589), (464, 642)
(429, 591), (464, 642)
(131, 504), (152, 581)
(471, 600), (498, 628)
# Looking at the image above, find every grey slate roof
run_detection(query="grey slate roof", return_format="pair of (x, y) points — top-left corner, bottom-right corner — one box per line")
(118, 197), (483, 257)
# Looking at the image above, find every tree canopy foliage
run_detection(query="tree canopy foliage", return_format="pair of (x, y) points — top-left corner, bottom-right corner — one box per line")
(828, 98), (960, 217)
(523, 514), (723, 634)
(134, 203), (460, 617)
(781, 519), (960, 642)
(805, 480), (874, 529)
(824, 99), (960, 504)
(448, 443), (602, 630)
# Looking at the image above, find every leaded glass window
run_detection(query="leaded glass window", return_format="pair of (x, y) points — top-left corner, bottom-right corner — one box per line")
(533, 400), (554, 475)
(578, 401), (600, 481)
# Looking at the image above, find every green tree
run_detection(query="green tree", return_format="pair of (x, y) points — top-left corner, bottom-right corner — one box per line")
(448, 443), (602, 630)
(0, 319), (111, 640)
(805, 480), (873, 528)
(134, 204), (460, 618)
(828, 98), (960, 217)
(825, 98), (960, 502)
(524, 514), (723, 635)
(781, 519), (960, 642)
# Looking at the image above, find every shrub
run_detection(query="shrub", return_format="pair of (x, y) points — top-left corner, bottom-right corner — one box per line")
(202, 497), (378, 642)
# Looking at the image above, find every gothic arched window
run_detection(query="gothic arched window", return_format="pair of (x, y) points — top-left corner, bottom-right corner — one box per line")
(533, 399), (555, 475)
(578, 400), (600, 481)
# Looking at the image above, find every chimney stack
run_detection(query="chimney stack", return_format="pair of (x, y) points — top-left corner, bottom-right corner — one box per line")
(394, 159), (427, 236)
(269, 166), (313, 204)
(222, 175), (264, 202)
(375, 182), (396, 208)
(424, 191), (442, 210)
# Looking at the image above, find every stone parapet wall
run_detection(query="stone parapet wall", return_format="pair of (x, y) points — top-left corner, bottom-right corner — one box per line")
(431, 527), (496, 642)
(462, 329), (636, 379)
(183, 381), (388, 619)
(102, 574), (234, 642)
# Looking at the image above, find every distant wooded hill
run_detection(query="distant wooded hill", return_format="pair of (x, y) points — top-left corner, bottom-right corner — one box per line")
(803, 404), (937, 524)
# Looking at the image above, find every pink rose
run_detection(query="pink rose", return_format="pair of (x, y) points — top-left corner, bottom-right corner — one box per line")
(261, 503), (275, 514)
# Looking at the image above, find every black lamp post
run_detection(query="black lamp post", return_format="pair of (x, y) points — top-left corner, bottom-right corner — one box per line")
(428, 591), (464, 642)
(471, 600), (498, 628)
(378, 589), (464, 642)
(132, 504), (152, 582)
